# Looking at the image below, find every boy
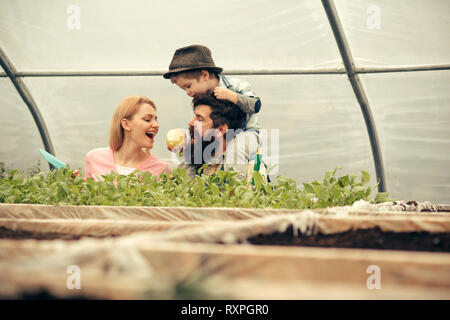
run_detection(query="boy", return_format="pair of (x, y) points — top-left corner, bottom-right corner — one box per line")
(163, 44), (261, 133)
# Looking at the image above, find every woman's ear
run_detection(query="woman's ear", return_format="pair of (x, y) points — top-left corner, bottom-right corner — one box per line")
(121, 118), (131, 132)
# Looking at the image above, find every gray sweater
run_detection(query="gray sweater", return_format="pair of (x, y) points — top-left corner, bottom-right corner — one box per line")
(219, 75), (261, 131)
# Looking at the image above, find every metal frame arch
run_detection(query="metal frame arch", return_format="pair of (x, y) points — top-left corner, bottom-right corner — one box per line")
(322, 0), (387, 192)
(0, 46), (55, 170)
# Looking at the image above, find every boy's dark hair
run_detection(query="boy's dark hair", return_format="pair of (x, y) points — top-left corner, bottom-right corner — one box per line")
(192, 92), (245, 131)
(169, 69), (219, 84)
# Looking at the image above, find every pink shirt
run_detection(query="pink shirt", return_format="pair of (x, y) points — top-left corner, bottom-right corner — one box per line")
(85, 147), (171, 180)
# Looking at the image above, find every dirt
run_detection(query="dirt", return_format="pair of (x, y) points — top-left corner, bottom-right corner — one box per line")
(0, 227), (117, 241)
(0, 289), (91, 300)
(1, 226), (449, 252)
(246, 226), (450, 252)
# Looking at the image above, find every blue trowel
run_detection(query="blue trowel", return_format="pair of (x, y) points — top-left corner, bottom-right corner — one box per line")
(39, 148), (67, 169)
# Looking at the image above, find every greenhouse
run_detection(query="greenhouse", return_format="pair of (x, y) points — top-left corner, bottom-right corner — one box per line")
(0, 0), (449, 302)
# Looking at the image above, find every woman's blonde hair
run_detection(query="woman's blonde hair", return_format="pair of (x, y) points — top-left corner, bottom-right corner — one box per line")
(109, 96), (156, 151)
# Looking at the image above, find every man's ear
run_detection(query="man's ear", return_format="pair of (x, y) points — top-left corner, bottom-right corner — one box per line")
(217, 124), (228, 136)
(121, 118), (131, 132)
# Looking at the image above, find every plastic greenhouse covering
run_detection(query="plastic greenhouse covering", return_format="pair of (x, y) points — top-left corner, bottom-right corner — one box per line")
(1, 0), (449, 204)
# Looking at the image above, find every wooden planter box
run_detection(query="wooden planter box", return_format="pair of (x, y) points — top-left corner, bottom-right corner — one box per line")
(0, 203), (448, 299)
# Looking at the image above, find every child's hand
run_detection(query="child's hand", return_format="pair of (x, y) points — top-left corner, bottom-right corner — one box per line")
(214, 87), (238, 104)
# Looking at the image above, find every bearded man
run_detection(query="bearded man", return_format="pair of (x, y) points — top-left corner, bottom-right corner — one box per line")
(179, 92), (260, 180)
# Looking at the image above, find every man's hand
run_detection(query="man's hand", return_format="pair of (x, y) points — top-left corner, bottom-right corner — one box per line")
(214, 87), (238, 104)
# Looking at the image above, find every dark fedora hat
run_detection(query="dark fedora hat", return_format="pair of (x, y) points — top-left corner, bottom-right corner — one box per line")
(163, 45), (223, 79)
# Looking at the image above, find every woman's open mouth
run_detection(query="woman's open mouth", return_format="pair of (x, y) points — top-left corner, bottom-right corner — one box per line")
(145, 132), (156, 141)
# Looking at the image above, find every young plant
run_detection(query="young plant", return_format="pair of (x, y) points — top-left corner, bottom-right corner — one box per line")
(0, 166), (392, 209)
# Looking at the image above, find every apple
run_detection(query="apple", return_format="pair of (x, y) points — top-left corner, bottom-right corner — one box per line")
(166, 128), (186, 152)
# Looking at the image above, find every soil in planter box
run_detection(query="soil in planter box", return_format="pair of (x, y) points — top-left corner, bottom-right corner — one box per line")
(0, 227), (117, 241)
(0, 289), (91, 300)
(246, 226), (450, 252)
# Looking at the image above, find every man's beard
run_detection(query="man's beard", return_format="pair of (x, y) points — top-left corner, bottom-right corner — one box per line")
(183, 126), (221, 171)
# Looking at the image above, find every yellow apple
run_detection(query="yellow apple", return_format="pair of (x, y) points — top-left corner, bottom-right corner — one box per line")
(166, 128), (186, 152)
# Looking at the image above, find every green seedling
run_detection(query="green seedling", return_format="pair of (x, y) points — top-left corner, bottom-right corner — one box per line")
(0, 165), (392, 209)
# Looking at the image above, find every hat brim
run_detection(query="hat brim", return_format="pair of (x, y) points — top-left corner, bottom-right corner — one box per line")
(163, 67), (223, 79)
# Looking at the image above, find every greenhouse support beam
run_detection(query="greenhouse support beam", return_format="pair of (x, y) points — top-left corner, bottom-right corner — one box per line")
(10, 68), (346, 77)
(0, 46), (55, 170)
(3, 64), (448, 78)
(358, 64), (450, 74)
(322, 0), (386, 192)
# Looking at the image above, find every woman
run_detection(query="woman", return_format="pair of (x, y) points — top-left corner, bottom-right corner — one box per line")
(85, 96), (170, 180)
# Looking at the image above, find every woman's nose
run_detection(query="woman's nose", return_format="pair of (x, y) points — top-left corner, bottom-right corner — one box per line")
(188, 119), (194, 127)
